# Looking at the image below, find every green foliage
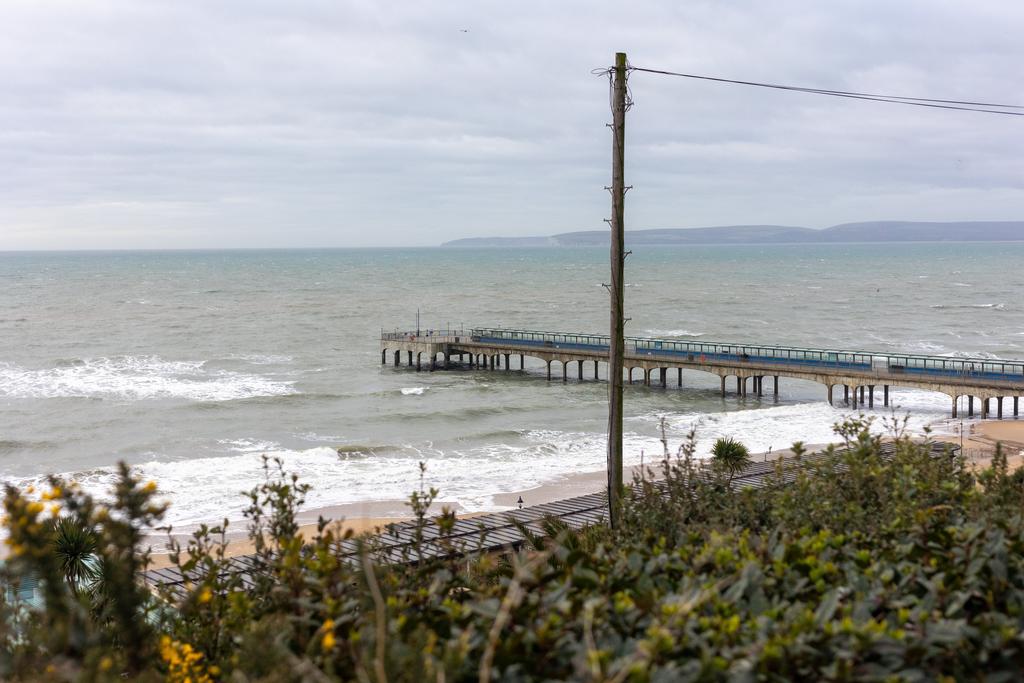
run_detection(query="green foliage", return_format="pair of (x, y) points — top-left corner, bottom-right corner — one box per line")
(710, 436), (752, 483)
(3, 420), (1024, 681)
(49, 516), (99, 596)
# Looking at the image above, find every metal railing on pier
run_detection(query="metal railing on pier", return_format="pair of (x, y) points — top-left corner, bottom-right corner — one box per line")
(381, 327), (464, 342)
(462, 327), (1024, 384)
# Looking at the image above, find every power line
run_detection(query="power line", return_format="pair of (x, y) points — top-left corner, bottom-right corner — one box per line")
(629, 66), (1024, 116)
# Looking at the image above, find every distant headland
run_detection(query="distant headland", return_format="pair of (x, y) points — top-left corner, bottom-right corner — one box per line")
(441, 221), (1024, 247)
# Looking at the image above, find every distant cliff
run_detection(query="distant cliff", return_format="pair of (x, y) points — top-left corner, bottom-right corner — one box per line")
(441, 221), (1024, 247)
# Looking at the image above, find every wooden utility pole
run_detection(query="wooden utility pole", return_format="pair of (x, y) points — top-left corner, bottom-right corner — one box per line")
(607, 52), (627, 528)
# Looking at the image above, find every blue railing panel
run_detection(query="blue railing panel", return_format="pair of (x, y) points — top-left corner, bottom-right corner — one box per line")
(384, 327), (1024, 385)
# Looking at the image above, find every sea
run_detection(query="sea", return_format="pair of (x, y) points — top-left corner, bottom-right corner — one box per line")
(1, 243), (1022, 531)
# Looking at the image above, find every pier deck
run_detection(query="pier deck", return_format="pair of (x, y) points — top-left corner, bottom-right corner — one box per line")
(381, 327), (1024, 419)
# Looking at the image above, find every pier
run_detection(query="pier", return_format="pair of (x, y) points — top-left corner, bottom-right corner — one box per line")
(381, 327), (1024, 419)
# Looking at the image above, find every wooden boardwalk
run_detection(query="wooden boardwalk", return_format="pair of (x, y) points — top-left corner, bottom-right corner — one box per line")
(144, 441), (953, 594)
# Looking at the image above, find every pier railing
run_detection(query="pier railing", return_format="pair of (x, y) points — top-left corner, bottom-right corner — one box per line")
(381, 328), (464, 341)
(464, 327), (1024, 383)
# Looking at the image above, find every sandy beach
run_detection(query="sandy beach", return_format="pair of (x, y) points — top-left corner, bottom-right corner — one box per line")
(147, 421), (1024, 569)
(936, 418), (1024, 472)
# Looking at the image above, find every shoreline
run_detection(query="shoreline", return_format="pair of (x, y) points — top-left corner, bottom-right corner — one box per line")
(147, 420), (1024, 568)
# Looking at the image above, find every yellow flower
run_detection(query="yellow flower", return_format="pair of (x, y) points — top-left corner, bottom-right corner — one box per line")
(143, 481), (158, 494)
(321, 619), (337, 652)
(198, 586), (213, 604)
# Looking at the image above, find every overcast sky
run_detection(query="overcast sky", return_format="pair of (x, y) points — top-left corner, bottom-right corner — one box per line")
(1, 1), (1022, 249)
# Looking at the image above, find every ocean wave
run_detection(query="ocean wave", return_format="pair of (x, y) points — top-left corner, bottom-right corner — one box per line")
(4, 390), (960, 530)
(938, 350), (1004, 360)
(0, 439), (55, 454)
(906, 341), (946, 353)
(0, 356), (295, 402)
(644, 329), (705, 338)
(226, 353), (294, 365)
(930, 303), (1005, 310)
(401, 387), (426, 395)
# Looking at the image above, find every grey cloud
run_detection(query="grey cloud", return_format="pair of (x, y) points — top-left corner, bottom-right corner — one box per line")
(0, 0), (1022, 248)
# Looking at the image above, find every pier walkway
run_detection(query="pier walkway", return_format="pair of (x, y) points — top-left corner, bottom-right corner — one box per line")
(381, 327), (1024, 419)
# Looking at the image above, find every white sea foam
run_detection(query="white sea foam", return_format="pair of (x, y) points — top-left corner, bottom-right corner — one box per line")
(401, 387), (426, 395)
(217, 438), (280, 452)
(908, 341), (946, 353)
(930, 303), (1005, 310)
(8, 392), (960, 530)
(643, 329), (705, 338)
(0, 357), (294, 401)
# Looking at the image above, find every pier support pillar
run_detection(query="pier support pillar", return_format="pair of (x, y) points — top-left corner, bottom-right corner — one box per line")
(443, 351), (449, 369)
(416, 353), (421, 372)
(393, 350), (400, 367)
(381, 349), (386, 365)
(859, 386), (865, 404)
(546, 361), (551, 381)
(844, 385), (849, 405)
(756, 376), (763, 397)
(678, 368), (683, 387)
(562, 362), (567, 382)
(774, 376), (779, 399)
(869, 385), (874, 408)
(594, 360), (599, 379)
(431, 355), (436, 371)
(644, 369), (650, 386)
(982, 398), (989, 419)
(969, 396), (974, 417)
(720, 376), (726, 397)
(628, 368), (633, 385)
(407, 351), (412, 367)
(505, 354), (511, 371)
(952, 396), (958, 419)
(998, 397), (1003, 419)
(578, 360), (584, 380)
(741, 377), (747, 397)
(660, 368), (667, 388)
(851, 386), (859, 409)
(827, 385), (834, 405)
(736, 377), (742, 395)
(884, 385), (889, 406)
(520, 355), (525, 370)
(1015, 396), (1019, 417)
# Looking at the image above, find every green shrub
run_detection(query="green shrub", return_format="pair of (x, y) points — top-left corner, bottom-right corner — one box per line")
(2, 419), (1023, 681)
(710, 436), (752, 484)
